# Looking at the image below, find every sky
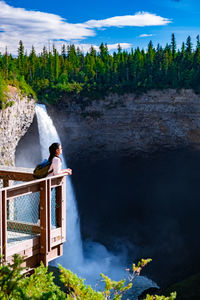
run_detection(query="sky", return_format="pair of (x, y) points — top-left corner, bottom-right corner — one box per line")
(0, 0), (200, 55)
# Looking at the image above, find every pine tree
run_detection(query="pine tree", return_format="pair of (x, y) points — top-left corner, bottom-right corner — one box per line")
(186, 36), (192, 53)
(171, 33), (176, 59)
(196, 35), (200, 50)
(18, 40), (25, 75)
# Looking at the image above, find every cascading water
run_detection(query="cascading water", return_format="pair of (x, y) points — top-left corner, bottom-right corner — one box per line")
(36, 104), (84, 267)
(35, 104), (158, 298)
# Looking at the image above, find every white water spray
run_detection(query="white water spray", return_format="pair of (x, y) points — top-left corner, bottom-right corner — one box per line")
(36, 104), (158, 298)
(36, 104), (84, 267)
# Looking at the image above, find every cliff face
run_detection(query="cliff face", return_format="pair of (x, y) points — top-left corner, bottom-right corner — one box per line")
(47, 89), (200, 162)
(0, 86), (35, 166)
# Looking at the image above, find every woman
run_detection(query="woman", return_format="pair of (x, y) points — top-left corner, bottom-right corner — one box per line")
(47, 142), (72, 177)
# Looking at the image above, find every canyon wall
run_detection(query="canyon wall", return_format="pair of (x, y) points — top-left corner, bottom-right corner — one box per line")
(0, 86), (35, 166)
(47, 89), (200, 162)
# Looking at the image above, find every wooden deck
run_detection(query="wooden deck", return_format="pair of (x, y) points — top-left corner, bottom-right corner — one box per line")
(0, 166), (66, 270)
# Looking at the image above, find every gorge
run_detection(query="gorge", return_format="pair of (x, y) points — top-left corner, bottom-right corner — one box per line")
(2, 88), (200, 293)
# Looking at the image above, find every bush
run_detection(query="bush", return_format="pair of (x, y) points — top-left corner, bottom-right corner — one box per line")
(0, 75), (8, 109)
(0, 255), (176, 300)
(16, 75), (36, 99)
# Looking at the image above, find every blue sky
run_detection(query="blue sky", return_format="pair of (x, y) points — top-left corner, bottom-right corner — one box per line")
(0, 0), (200, 54)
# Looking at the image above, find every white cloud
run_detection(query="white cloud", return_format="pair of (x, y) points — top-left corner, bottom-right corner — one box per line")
(0, 1), (94, 54)
(139, 34), (155, 37)
(106, 43), (132, 51)
(75, 43), (132, 53)
(0, 1), (171, 54)
(85, 12), (171, 28)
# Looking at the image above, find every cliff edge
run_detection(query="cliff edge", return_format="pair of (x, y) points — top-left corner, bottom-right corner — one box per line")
(0, 86), (35, 166)
(47, 89), (200, 162)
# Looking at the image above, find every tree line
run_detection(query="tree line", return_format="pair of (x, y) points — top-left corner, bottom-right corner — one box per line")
(0, 33), (200, 104)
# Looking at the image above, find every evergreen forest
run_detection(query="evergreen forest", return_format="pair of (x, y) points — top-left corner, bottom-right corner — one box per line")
(0, 33), (200, 106)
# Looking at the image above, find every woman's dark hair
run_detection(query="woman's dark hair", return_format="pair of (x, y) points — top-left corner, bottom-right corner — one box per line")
(48, 143), (61, 162)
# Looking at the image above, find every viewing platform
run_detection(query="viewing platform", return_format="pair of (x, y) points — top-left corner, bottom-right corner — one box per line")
(0, 165), (66, 271)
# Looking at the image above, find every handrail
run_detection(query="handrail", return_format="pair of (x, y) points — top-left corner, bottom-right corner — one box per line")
(0, 166), (34, 185)
(0, 173), (66, 192)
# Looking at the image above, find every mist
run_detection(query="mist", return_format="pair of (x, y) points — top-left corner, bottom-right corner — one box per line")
(15, 111), (200, 291)
(15, 111), (157, 299)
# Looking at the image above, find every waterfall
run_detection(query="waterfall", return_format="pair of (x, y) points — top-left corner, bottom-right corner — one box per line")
(36, 104), (84, 267)
(35, 104), (158, 298)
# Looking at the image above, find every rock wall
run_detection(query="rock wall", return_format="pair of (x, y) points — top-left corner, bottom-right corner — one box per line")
(47, 89), (200, 162)
(0, 86), (35, 166)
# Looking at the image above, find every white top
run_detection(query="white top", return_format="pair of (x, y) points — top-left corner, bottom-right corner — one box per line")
(47, 157), (62, 177)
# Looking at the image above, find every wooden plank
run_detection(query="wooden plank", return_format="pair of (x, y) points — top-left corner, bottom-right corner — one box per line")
(47, 245), (63, 262)
(51, 228), (62, 247)
(0, 172), (34, 182)
(23, 246), (40, 258)
(7, 183), (40, 199)
(7, 253), (41, 271)
(6, 254), (40, 271)
(0, 165), (34, 182)
(51, 227), (62, 239)
(20, 254), (40, 270)
(7, 236), (40, 257)
(51, 177), (63, 188)
(7, 221), (40, 234)
(2, 190), (7, 260)
(51, 237), (62, 248)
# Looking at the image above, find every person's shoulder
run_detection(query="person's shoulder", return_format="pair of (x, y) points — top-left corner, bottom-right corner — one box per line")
(52, 157), (61, 163)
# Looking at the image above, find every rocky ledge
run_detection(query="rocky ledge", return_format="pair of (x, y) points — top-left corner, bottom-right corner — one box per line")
(0, 86), (35, 166)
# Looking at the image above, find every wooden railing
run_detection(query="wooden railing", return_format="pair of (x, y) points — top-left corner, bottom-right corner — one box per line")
(0, 166), (66, 270)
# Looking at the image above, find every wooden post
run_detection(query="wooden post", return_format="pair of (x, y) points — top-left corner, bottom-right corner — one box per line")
(55, 176), (66, 256)
(55, 176), (66, 243)
(2, 191), (7, 260)
(61, 176), (66, 243)
(47, 179), (51, 253)
(0, 191), (2, 258)
(39, 180), (48, 266)
(3, 179), (9, 188)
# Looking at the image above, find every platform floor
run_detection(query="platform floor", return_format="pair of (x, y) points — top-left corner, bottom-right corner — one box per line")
(7, 230), (39, 248)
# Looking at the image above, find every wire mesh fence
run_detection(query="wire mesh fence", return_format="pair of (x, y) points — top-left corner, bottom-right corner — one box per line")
(7, 192), (40, 246)
(7, 187), (60, 246)
(51, 188), (56, 229)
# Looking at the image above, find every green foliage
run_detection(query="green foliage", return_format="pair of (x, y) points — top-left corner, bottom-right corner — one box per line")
(132, 258), (152, 275)
(59, 267), (104, 299)
(20, 263), (66, 299)
(0, 74), (8, 109)
(0, 254), (25, 299)
(100, 274), (132, 299)
(0, 34), (200, 108)
(15, 75), (36, 99)
(0, 255), (176, 300)
(144, 293), (177, 300)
